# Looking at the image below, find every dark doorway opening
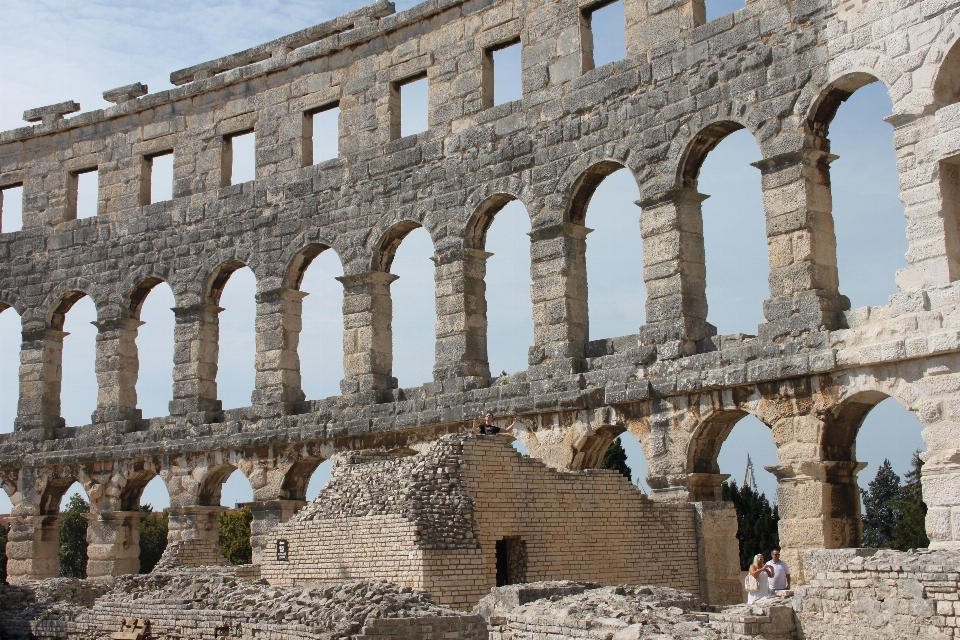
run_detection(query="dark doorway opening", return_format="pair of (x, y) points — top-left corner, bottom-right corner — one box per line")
(495, 537), (527, 586)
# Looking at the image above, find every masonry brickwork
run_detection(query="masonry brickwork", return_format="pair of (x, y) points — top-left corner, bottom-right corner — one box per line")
(0, 0), (958, 602)
(261, 435), (728, 608)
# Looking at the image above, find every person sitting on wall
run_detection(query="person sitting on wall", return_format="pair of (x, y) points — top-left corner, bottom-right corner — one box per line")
(472, 412), (518, 435)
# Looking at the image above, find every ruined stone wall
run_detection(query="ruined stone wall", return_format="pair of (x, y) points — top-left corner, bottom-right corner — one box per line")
(0, 0), (959, 588)
(262, 435), (707, 608)
(792, 548), (960, 639)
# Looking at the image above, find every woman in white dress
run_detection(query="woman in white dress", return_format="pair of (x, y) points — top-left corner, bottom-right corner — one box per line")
(747, 553), (774, 603)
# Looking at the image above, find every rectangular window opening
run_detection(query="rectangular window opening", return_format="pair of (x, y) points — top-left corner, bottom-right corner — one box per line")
(222, 130), (256, 187)
(495, 537), (528, 587)
(394, 74), (429, 140)
(304, 103), (341, 166)
(143, 151), (174, 205)
(484, 39), (522, 109)
(72, 168), (99, 219)
(582, 0), (627, 71)
(0, 184), (24, 233)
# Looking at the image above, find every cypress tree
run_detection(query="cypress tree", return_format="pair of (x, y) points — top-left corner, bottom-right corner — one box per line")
(58, 494), (89, 578)
(600, 437), (632, 481)
(722, 480), (780, 570)
(861, 459), (902, 548)
(891, 451), (929, 550)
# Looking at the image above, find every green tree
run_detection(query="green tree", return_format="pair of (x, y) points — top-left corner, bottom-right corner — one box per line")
(138, 504), (168, 573)
(218, 506), (252, 565)
(0, 522), (8, 583)
(861, 459), (903, 548)
(58, 493), (89, 578)
(892, 451), (929, 550)
(722, 480), (780, 570)
(600, 437), (632, 481)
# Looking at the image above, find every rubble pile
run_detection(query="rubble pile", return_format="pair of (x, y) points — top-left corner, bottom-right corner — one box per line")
(290, 436), (480, 549)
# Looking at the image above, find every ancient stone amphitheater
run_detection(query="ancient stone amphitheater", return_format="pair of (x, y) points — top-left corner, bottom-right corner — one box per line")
(1, 0), (959, 636)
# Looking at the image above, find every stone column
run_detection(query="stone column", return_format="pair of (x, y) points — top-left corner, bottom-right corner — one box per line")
(4, 515), (61, 581)
(766, 459), (866, 584)
(252, 288), (307, 416)
(15, 327), (67, 435)
(165, 505), (229, 567)
(337, 271), (398, 400)
(432, 247), (492, 385)
(85, 510), (143, 577)
(753, 149), (845, 339)
(638, 188), (711, 358)
(528, 223), (589, 376)
(691, 501), (742, 605)
(91, 317), (144, 428)
(169, 304), (223, 422)
(248, 499), (307, 565)
(686, 472), (730, 502)
(919, 447), (960, 550)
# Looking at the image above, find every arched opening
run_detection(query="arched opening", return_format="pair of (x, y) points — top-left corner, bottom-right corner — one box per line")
(689, 410), (780, 570)
(697, 129), (767, 335)
(828, 392), (927, 549)
(131, 279), (175, 419)
(56, 294), (97, 427)
(468, 196), (534, 378)
(212, 264), (257, 410)
(569, 163), (645, 341)
(382, 224), (436, 389)
(291, 246), (344, 400)
(617, 430), (650, 493)
(305, 459), (333, 501)
(808, 75), (905, 308)
(200, 464), (254, 566)
(37, 479), (91, 578)
(0, 304), (20, 434)
(933, 37), (960, 106)
(137, 475), (169, 573)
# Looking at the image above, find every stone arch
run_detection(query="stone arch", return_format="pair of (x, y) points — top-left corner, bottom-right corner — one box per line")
(795, 48), (902, 127)
(371, 219), (426, 273)
(204, 259), (250, 305)
(933, 30), (960, 106)
(280, 456), (327, 501)
(117, 464), (163, 512)
(45, 282), (100, 330)
(197, 461), (247, 507)
(0, 288), (26, 317)
(554, 144), (641, 226)
(804, 72), (886, 140)
(120, 265), (174, 319)
(38, 469), (91, 516)
(462, 176), (534, 248)
(283, 242), (343, 291)
(677, 121), (751, 189)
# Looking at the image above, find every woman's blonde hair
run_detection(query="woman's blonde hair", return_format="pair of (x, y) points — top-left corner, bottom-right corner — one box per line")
(753, 554), (764, 568)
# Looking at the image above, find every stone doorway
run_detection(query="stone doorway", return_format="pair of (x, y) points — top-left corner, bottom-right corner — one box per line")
(495, 537), (527, 586)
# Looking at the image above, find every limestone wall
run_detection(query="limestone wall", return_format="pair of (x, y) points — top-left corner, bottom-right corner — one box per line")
(792, 548), (960, 639)
(262, 435), (709, 608)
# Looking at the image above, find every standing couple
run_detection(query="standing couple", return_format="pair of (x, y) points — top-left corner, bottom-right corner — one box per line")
(745, 549), (790, 603)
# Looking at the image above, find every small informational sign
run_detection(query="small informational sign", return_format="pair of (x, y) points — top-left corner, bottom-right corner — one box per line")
(276, 539), (289, 562)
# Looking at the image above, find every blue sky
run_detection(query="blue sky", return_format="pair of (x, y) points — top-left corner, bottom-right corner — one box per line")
(0, 0), (925, 514)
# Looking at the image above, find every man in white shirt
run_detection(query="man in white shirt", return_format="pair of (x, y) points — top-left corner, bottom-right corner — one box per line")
(765, 549), (791, 591)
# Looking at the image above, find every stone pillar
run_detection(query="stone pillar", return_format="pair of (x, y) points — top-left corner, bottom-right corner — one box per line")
(169, 304), (223, 422)
(252, 288), (307, 416)
(4, 515), (61, 581)
(432, 247), (492, 384)
(887, 115), (960, 290)
(165, 505), (229, 567)
(766, 460), (866, 584)
(337, 271), (398, 399)
(638, 188), (712, 358)
(15, 327), (67, 435)
(528, 223), (589, 376)
(686, 472), (730, 502)
(91, 317), (144, 428)
(919, 447), (960, 550)
(692, 501), (742, 605)
(248, 499), (307, 565)
(753, 149), (845, 339)
(85, 510), (143, 577)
